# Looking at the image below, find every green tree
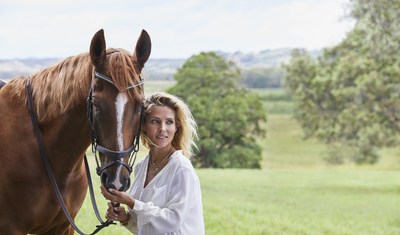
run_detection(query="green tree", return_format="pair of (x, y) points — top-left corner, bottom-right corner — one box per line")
(168, 52), (266, 168)
(284, 0), (400, 164)
(242, 67), (284, 88)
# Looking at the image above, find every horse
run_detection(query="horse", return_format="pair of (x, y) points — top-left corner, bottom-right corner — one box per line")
(0, 29), (151, 234)
(0, 80), (5, 89)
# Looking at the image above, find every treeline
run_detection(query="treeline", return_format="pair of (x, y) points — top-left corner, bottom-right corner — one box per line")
(242, 67), (284, 88)
(0, 50), (300, 89)
(146, 66), (286, 89)
(284, 0), (400, 164)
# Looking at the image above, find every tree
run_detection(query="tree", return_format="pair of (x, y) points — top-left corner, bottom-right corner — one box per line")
(242, 67), (284, 88)
(284, 0), (400, 164)
(167, 52), (266, 168)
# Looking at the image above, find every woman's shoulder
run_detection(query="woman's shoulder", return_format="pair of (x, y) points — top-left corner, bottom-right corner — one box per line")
(171, 150), (190, 164)
(169, 150), (200, 185)
(169, 150), (197, 173)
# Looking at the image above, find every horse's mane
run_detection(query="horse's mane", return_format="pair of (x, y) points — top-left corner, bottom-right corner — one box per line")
(8, 48), (141, 122)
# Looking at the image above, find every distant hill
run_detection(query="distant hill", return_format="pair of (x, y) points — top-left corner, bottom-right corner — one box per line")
(218, 49), (293, 68)
(0, 49), (321, 81)
(0, 58), (61, 81)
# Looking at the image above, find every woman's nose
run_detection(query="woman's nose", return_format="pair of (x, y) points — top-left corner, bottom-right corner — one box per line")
(160, 122), (166, 131)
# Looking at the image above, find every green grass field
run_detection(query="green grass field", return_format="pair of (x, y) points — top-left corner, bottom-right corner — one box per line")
(73, 85), (400, 235)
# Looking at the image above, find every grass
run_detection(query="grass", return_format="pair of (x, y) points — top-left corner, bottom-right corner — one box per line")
(200, 169), (400, 235)
(73, 85), (400, 234)
(76, 165), (400, 235)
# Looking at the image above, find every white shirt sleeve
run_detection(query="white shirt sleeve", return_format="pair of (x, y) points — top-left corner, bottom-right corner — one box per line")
(132, 168), (196, 233)
(121, 164), (140, 234)
(121, 210), (138, 234)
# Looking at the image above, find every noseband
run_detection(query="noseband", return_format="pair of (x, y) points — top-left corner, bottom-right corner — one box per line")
(87, 71), (144, 176)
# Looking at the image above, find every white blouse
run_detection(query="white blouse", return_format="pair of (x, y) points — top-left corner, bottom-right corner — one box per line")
(122, 150), (205, 235)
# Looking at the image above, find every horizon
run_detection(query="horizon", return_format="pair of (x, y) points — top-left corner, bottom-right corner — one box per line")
(0, 47), (320, 60)
(0, 0), (354, 60)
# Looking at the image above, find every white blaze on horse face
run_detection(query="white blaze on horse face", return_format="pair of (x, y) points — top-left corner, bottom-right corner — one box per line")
(115, 92), (128, 151)
(114, 92), (128, 189)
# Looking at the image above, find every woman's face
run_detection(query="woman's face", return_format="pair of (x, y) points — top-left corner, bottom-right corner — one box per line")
(143, 105), (177, 149)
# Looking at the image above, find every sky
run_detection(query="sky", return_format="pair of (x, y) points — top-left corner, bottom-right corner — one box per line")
(0, 0), (355, 59)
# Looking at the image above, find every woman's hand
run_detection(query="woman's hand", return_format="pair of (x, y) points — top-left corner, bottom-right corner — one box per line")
(105, 202), (129, 223)
(100, 186), (135, 209)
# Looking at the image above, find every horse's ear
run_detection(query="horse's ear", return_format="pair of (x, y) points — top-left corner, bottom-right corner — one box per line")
(90, 29), (107, 68)
(133, 29), (151, 73)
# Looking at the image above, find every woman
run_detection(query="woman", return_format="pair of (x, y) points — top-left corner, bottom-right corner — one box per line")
(101, 92), (205, 234)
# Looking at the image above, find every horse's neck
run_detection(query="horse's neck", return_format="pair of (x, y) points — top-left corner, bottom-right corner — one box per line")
(41, 101), (91, 174)
(30, 59), (93, 172)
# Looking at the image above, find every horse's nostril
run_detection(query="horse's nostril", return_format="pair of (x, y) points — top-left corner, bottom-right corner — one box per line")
(100, 168), (132, 191)
(101, 172), (108, 187)
(126, 178), (131, 188)
(122, 177), (131, 191)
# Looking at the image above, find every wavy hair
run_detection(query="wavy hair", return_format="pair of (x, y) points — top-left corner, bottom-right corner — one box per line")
(141, 92), (198, 158)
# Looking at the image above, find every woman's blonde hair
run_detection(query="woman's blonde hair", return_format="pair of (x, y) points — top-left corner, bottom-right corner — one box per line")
(141, 92), (198, 158)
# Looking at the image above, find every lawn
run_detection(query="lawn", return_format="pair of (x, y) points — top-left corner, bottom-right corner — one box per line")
(200, 168), (400, 235)
(73, 86), (400, 234)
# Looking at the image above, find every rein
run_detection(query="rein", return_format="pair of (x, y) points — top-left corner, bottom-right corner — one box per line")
(26, 78), (114, 235)
(25, 72), (142, 235)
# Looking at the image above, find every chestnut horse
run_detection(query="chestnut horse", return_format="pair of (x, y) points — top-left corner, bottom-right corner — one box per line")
(0, 29), (151, 234)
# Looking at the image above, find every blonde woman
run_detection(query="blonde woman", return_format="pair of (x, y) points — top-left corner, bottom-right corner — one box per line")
(101, 92), (204, 234)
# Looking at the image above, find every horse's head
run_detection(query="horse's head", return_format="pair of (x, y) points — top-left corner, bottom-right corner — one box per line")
(88, 29), (151, 191)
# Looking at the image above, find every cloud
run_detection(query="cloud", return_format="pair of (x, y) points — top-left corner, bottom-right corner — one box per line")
(0, 0), (354, 59)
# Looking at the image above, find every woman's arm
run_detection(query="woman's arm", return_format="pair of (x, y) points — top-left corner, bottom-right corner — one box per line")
(133, 168), (198, 233)
(101, 187), (138, 233)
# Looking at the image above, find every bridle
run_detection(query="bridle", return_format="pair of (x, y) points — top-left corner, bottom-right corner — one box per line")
(25, 70), (145, 235)
(87, 71), (144, 176)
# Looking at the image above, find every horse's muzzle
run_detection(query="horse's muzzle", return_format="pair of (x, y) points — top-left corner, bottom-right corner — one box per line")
(101, 168), (131, 192)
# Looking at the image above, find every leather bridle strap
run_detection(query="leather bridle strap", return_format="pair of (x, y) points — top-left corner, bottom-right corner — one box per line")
(96, 143), (136, 159)
(95, 71), (144, 90)
(83, 155), (117, 234)
(86, 71), (141, 176)
(26, 78), (114, 235)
